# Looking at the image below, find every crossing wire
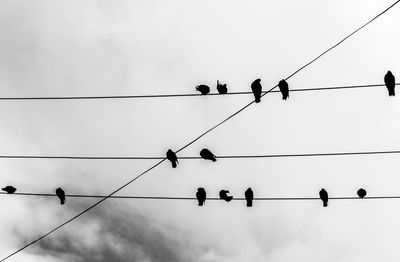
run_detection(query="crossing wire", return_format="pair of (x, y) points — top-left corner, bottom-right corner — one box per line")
(2, 1), (399, 261)
(0, 83), (398, 100)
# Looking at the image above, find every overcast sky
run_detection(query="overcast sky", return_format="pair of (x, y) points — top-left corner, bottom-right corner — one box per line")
(1, 0), (400, 261)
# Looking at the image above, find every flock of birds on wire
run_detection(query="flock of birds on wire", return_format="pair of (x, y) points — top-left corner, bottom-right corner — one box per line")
(1, 185), (367, 208)
(196, 71), (396, 98)
(195, 187), (368, 207)
(0, 72), (395, 208)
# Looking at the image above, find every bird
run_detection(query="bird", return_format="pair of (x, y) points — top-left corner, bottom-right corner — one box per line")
(245, 187), (254, 207)
(56, 187), (66, 205)
(199, 148), (217, 162)
(2, 186), (16, 194)
(196, 188), (206, 206)
(217, 80), (228, 94)
(166, 149), (178, 168)
(357, 188), (367, 199)
(319, 188), (328, 207)
(196, 85), (210, 95)
(251, 79), (262, 103)
(278, 79), (289, 100)
(384, 71), (395, 96)
(219, 190), (233, 202)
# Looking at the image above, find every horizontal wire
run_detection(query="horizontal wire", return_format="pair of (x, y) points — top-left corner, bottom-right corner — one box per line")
(1, 150), (400, 160)
(0, 83), (397, 100)
(0, 192), (398, 200)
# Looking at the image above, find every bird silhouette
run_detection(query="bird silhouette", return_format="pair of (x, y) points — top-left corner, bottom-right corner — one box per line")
(251, 79), (262, 103)
(319, 188), (328, 207)
(384, 71), (395, 96)
(278, 79), (289, 100)
(357, 188), (367, 198)
(56, 187), (66, 205)
(166, 149), (178, 168)
(217, 80), (228, 94)
(196, 85), (210, 95)
(2, 186), (16, 194)
(200, 148), (217, 162)
(196, 188), (206, 206)
(245, 187), (254, 207)
(219, 190), (233, 202)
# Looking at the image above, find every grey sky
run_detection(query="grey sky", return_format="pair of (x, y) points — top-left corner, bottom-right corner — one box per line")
(1, 0), (400, 261)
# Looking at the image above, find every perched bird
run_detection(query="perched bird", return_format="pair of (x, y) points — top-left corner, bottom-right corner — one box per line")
(278, 79), (289, 100)
(384, 71), (395, 96)
(219, 190), (233, 202)
(319, 188), (328, 207)
(166, 149), (179, 168)
(196, 188), (207, 206)
(245, 187), (254, 207)
(200, 148), (217, 162)
(251, 79), (262, 103)
(217, 80), (228, 94)
(56, 187), (66, 205)
(2, 186), (16, 194)
(357, 188), (367, 199)
(196, 85), (210, 95)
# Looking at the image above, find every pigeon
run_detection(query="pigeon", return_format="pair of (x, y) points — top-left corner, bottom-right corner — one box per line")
(2, 186), (16, 194)
(245, 187), (254, 207)
(217, 80), (228, 94)
(196, 187), (206, 206)
(251, 79), (262, 103)
(278, 79), (289, 100)
(56, 187), (66, 205)
(219, 190), (233, 202)
(166, 149), (179, 168)
(384, 71), (395, 96)
(319, 188), (328, 207)
(199, 148), (217, 162)
(357, 188), (367, 199)
(196, 85), (210, 95)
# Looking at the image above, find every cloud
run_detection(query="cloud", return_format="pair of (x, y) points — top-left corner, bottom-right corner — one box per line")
(23, 202), (203, 262)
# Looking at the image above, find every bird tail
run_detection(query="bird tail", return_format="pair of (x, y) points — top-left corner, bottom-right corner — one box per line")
(323, 201), (328, 207)
(255, 97), (261, 103)
(61, 199), (66, 205)
(212, 157), (217, 162)
(172, 161), (177, 168)
(390, 90), (395, 96)
(246, 200), (252, 207)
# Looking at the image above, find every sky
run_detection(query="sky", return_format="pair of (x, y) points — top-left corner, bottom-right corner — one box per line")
(1, 0), (400, 261)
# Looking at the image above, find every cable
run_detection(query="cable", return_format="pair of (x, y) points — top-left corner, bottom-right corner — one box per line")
(0, 158), (166, 262)
(283, 0), (400, 80)
(1, 191), (400, 200)
(1, 149), (400, 160)
(2, 1), (399, 260)
(0, 83), (397, 100)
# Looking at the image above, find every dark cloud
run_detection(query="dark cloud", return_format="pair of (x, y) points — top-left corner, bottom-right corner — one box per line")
(24, 202), (202, 262)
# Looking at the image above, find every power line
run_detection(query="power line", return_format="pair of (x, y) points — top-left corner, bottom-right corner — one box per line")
(0, 83), (397, 100)
(1, 191), (400, 200)
(2, 1), (399, 260)
(0, 158), (166, 262)
(1, 149), (400, 160)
